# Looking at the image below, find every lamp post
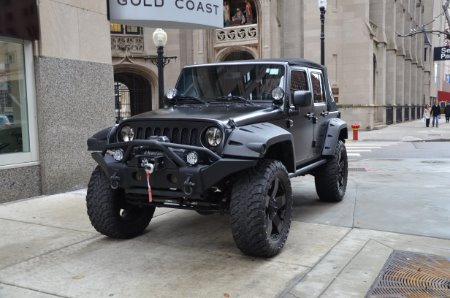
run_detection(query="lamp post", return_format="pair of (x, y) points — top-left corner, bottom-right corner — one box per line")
(318, 0), (327, 65)
(153, 28), (168, 109)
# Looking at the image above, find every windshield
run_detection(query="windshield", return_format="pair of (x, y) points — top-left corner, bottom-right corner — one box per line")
(174, 64), (286, 103)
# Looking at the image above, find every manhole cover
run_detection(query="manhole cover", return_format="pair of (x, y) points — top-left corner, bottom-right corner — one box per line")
(366, 250), (450, 298)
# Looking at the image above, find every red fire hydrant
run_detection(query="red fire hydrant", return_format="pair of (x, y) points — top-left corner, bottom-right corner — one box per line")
(351, 123), (360, 141)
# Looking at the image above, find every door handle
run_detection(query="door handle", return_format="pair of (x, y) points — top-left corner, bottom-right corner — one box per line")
(305, 112), (318, 123)
(305, 112), (316, 119)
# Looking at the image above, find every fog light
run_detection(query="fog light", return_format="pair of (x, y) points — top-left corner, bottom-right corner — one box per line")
(113, 149), (124, 161)
(186, 151), (198, 166)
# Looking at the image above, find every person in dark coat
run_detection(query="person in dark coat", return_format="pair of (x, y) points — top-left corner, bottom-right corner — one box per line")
(431, 101), (441, 127)
(445, 102), (450, 123)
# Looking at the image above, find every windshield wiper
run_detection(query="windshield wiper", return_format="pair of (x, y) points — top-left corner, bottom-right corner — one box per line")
(213, 96), (254, 105)
(172, 96), (206, 105)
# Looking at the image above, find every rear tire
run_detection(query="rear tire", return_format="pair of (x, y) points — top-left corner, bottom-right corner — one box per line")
(230, 160), (292, 257)
(86, 166), (155, 238)
(315, 140), (348, 202)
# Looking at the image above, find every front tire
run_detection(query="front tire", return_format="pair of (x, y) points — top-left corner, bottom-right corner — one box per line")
(86, 166), (155, 239)
(315, 140), (348, 202)
(230, 160), (292, 257)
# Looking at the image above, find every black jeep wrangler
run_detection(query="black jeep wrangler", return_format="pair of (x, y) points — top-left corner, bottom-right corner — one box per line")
(86, 59), (348, 257)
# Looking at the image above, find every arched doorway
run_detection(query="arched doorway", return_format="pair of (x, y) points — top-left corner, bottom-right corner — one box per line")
(114, 72), (152, 121)
(222, 51), (254, 61)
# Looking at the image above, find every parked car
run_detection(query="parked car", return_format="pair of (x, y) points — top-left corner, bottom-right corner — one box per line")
(86, 59), (349, 257)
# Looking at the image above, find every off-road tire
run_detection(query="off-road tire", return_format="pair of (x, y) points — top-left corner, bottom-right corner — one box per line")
(230, 160), (292, 258)
(86, 166), (155, 238)
(315, 140), (348, 202)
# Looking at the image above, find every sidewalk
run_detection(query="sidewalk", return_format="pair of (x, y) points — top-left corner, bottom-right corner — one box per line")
(356, 118), (450, 142)
(0, 120), (449, 297)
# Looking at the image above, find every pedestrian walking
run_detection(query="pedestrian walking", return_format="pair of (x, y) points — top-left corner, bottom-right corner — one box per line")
(424, 104), (431, 127)
(445, 102), (450, 123)
(431, 101), (440, 128)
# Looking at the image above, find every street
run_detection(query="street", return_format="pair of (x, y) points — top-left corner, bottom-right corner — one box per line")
(0, 120), (449, 297)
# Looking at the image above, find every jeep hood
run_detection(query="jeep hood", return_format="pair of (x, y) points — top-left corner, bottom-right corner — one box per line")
(128, 105), (284, 126)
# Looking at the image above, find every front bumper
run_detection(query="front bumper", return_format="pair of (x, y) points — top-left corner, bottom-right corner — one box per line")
(92, 140), (257, 199)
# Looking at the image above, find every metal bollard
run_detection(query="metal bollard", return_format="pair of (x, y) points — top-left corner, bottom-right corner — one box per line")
(351, 123), (360, 141)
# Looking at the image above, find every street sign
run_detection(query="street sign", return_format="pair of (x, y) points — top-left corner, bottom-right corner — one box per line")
(108, 0), (223, 29)
(434, 46), (450, 61)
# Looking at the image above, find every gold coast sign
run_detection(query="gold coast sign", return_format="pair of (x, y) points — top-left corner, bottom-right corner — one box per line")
(108, 0), (223, 29)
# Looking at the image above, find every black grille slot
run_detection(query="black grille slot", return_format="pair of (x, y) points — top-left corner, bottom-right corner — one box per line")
(190, 128), (198, 146)
(145, 127), (152, 138)
(163, 128), (170, 138)
(172, 128), (180, 143)
(136, 127), (143, 139)
(181, 128), (189, 144)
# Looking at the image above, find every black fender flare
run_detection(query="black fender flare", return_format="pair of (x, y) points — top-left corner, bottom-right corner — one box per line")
(87, 125), (117, 151)
(321, 118), (348, 156)
(222, 123), (295, 172)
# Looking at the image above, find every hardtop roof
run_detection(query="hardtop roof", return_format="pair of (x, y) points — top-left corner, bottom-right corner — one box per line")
(184, 59), (325, 71)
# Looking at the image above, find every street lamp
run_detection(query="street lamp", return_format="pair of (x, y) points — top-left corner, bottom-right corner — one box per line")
(153, 28), (168, 109)
(318, 0), (327, 65)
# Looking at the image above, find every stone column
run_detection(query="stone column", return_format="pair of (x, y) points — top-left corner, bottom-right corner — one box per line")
(36, 0), (114, 194)
(260, 0), (272, 58)
(395, 0), (405, 122)
(385, 0), (397, 124)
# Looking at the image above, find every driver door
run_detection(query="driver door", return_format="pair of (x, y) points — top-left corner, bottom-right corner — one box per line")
(289, 68), (315, 166)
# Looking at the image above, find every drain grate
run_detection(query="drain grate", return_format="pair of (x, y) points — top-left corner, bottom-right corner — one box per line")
(366, 250), (450, 298)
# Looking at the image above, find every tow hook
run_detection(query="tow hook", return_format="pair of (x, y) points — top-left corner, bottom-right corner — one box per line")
(183, 177), (196, 196)
(110, 173), (120, 190)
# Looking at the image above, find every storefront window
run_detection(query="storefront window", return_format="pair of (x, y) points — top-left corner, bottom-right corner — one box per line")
(0, 38), (37, 166)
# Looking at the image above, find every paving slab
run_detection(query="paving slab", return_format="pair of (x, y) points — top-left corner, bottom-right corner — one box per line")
(0, 283), (58, 298)
(0, 218), (97, 270)
(288, 228), (450, 298)
(0, 236), (309, 298)
(134, 209), (350, 268)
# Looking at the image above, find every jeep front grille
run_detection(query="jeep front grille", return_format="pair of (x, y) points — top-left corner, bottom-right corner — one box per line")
(131, 123), (201, 146)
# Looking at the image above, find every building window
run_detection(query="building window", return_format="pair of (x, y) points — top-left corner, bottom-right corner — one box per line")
(224, 0), (257, 27)
(0, 38), (37, 166)
(110, 23), (142, 35)
(110, 23), (123, 34)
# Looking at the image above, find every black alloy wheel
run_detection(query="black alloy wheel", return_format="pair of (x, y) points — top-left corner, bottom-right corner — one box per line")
(230, 160), (293, 258)
(86, 166), (155, 239)
(315, 140), (348, 202)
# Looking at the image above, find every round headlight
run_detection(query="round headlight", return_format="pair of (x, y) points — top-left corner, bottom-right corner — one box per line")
(205, 127), (223, 147)
(272, 87), (285, 101)
(120, 125), (134, 142)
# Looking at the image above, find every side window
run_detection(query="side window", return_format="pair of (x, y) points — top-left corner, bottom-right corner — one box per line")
(311, 72), (325, 103)
(290, 70), (308, 93)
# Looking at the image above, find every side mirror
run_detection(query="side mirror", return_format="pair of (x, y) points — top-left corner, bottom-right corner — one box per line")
(293, 90), (312, 107)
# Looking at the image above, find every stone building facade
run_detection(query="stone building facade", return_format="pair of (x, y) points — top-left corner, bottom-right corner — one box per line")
(0, 0), (113, 202)
(112, 0), (443, 130)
